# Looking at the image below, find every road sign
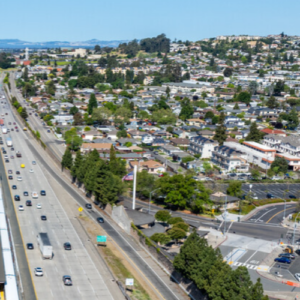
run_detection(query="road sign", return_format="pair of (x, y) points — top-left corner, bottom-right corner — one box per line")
(78, 207), (83, 212)
(97, 236), (107, 243)
(125, 278), (134, 286)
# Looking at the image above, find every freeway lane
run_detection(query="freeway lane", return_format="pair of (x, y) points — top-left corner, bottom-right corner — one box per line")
(0, 96), (115, 299)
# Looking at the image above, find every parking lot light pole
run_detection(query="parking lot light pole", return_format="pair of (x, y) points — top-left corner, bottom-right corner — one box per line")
(292, 212), (300, 246)
(149, 188), (159, 214)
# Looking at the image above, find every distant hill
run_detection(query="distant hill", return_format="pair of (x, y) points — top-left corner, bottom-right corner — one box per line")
(0, 39), (128, 49)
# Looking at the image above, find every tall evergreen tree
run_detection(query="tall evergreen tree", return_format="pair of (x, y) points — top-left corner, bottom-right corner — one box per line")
(109, 145), (126, 177)
(61, 148), (73, 170)
(88, 93), (98, 115)
(246, 122), (264, 142)
(71, 150), (82, 179)
(213, 112), (227, 145)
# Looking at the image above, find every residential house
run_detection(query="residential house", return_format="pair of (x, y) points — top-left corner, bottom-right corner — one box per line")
(160, 145), (183, 156)
(211, 145), (249, 173)
(80, 143), (112, 153)
(81, 130), (103, 141)
(189, 135), (218, 158)
(170, 138), (190, 148)
(129, 160), (165, 174)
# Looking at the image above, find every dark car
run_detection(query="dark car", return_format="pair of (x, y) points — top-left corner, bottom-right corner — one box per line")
(27, 243), (34, 250)
(8, 175), (13, 180)
(5, 159), (9, 163)
(274, 257), (291, 264)
(14, 195), (20, 201)
(23, 191), (28, 196)
(8, 170), (12, 174)
(2, 151), (6, 154)
(26, 200), (32, 206)
(11, 148), (14, 151)
(40, 190), (46, 196)
(64, 242), (72, 250)
(41, 215), (47, 221)
(267, 193), (275, 199)
(289, 195), (297, 199)
(97, 217), (104, 223)
(279, 253), (296, 259)
(12, 185), (17, 189)
(16, 171), (20, 175)
(85, 203), (92, 209)
(295, 249), (300, 256)
(62, 275), (72, 286)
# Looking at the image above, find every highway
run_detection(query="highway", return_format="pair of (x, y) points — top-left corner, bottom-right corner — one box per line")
(0, 94), (115, 299)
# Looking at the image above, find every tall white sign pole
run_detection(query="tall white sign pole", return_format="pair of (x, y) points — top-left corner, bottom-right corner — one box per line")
(132, 165), (137, 210)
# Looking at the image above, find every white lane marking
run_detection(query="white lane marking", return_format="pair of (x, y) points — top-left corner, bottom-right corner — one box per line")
(255, 207), (277, 222)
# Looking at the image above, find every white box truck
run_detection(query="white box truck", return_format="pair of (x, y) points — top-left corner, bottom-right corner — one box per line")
(6, 137), (12, 147)
(2, 127), (7, 134)
(37, 233), (53, 259)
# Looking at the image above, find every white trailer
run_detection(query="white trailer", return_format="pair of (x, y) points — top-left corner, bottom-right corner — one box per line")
(37, 233), (53, 259)
(2, 127), (7, 134)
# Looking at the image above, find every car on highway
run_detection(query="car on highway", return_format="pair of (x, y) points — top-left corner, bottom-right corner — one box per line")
(29, 169), (34, 173)
(4, 155), (8, 159)
(295, 273), (300, 282)
(10, 155), (14, 159)
(12, 185), (17, 190)
(8, 175), (13, 180)
(40, 190), (46, 196)
(27, 243), (34, 250)
(64, 242), (72, 250)
(35, 268), (43, 277)
(5, 159), (9, 163)
(62, 275), (72, 286)
(11, 128), (14, 131)
(20, 164), (25, 168)
(36, 203), (42, 209)
(279, 253), (296, 259)
(274, 257), (291, 264)
(32, 192), (38, 198)
(17, 176), (22, 181)
(86, 203), (92, 209)
(289, 195), (297, 199)
(97, 217), (104, 223)
(267, 193), (275, 199)
(8, 170), (12, 174)
(2, 150), (6, 154)
(23, 191), (28, 196)
(16, 171), (20, 175)
(41, 215), (47, 221)
(11, 148), (14, 151)
(18, 205), (24, 211)
(26, 200), (32, 206)
(14, 195), (20, 201)
(13, 122), (15, 125)
(32, 161), (36, 165)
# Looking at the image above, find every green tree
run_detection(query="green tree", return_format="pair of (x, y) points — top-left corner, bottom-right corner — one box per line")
(250, 169), (260, 180)
(223, 67), (232, 77)
(150, 233), (171, 245)
(115, 107), (132, 124)
(70, 106), (79, 115)
(92, 107), (112, 125)
(227, 181), (242, 197)
(271, 157), (288, 174)
(266, 96), (279, 109)
(173, 222), (189, 232)
(155, 210), (171, 222)
(88, 93), (98, 115)
(151, 109), (177, 125)
(246, 122), (264, 143)
(136, 171), (155, 198)
(237, 91), (251, 104)
(179, 98), (194, 120)
(213, 112), (227, 145)
(167, 227), (186, 243)
(65, 128), (83, 150)
(109, 145), (126, 177)
(71, 151), (83, 179)
(168, 217), (184, 225)
(233, 102), (239, 110)
(288, 108), (299, 129)
(20, 107), (28, 119)
(61, 148), (73, 170)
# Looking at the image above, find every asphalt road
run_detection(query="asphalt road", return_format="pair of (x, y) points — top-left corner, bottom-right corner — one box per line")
(0, 96), (114, 299)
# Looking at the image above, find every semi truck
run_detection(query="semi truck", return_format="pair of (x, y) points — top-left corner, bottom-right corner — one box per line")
(6, 137), (12, 147)
(2, 127), (7, 134)
(0, 119), (4, 126)
(37, 233), (53, 259)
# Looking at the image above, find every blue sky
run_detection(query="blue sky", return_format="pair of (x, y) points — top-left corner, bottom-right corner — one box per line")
(2, 0), (300, 42)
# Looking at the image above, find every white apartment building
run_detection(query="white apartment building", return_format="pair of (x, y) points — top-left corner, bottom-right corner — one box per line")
(189, 136), (218, 158)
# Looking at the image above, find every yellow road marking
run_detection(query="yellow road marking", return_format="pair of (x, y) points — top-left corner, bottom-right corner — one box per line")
(266, 207), (295, 223)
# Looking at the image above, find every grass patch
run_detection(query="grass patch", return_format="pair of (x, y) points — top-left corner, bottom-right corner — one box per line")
(102, 247), (150, 300)
(252, 198), (293, 206)
(228, 204), (255, 215)
(56, 61), (70, 66)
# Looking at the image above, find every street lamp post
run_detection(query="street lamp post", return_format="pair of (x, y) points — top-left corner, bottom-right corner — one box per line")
(149, 188), (159, 214)
(223, 193), (228, 235)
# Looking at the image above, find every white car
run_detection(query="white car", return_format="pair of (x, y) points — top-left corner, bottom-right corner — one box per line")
(18, 205), (24, 211)
(36, 203), (42, 209)
(295, 273), (300, 281)
(17, 176), (22, 181)
(29, 169), (34, 173)
(35, 267), (43, 276)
